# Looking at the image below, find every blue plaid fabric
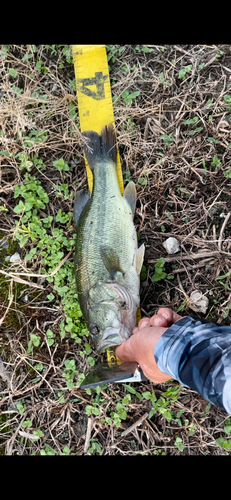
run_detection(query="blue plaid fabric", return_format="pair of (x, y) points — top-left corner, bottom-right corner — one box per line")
(154, 316), (231, 414)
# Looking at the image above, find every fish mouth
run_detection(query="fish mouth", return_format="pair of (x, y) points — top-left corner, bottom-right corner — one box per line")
(96, 325), (131, 353)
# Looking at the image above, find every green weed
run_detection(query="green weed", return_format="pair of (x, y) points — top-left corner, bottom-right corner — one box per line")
(88, 439), (103, 455)
(174, 436), (184, 452)
(151, 257), (174, 282)
(211, 155), (221, 167)
(46, 329), (56, 347)
(106, 45), (126, 65)
(32, 429), (44, 439)
(12, 158), (88, 371)
(22, 418), (33, 428)
(216, 418), (231, 451)
(53, 158), (70, 172)
(16, 400), (27, 415)
(159, 72), (172, 87)
(85, 404), (101, 416)
(110, 402), (128, 427)
(176, 300), (187, 313)
(224, 168), (231, 178)
(8, 68), (18, 78)
(27, 333), (41, 354)
(121, 89), (140, 106)
(22, 129), (48, 147)
(40, 443), (56, 455)
(178, 65), (192, 80)
(133, 45), (154, 54)
(62, 359), (78, 390)
(140, 264), (147, 281)
(215, 270), (231, 291)
(143, 391), (172, 421)
(160, 133), (175, 148)
(183, 116), (203, 136)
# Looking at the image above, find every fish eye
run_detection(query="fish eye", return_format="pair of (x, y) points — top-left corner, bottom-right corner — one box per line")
(90, 324), (100, 335)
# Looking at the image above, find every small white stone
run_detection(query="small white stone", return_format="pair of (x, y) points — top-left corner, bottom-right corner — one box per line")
(162, 237), (180, 254)
(9, 252), (21, 264)
(190, 290), (209, 314)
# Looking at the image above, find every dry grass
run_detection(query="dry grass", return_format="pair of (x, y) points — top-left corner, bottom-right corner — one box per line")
(1, 44), (231, 455)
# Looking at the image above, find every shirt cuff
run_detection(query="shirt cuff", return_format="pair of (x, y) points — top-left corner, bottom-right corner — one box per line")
(154, 316), (198, 384)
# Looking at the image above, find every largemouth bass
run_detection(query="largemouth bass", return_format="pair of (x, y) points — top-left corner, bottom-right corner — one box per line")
(74, 123), (145, 353)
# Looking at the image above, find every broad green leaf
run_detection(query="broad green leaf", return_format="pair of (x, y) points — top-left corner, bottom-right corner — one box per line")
(8, 68), (18, 78)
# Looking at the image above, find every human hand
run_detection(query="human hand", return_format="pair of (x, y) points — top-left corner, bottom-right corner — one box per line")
(116, 307), (184, 384)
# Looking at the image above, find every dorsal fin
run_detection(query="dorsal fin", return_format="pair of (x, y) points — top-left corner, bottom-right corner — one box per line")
(123, 181), (136, 217)
(74, 189), (90, 227)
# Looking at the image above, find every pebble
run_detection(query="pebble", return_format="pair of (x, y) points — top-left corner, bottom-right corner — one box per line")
(162, 237), (180, 254)
(190, 290), (209, 314)
(9, 252), (21, 264)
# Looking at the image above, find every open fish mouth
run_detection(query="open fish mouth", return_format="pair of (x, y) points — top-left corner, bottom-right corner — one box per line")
(96, 325), (131, 353)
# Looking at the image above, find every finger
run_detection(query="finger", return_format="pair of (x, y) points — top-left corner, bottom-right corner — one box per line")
(138, 318), (150, 329)
(116, 336), (136, 363)
(156, 308), (175, 323)
(156, 307), (182, 324)
(150, 315), (169, 327)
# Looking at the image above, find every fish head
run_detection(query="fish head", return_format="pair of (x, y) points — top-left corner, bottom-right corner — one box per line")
(87, 281), (139, 353)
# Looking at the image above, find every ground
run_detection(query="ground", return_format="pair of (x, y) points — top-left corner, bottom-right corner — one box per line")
(1, 44), (231, 455)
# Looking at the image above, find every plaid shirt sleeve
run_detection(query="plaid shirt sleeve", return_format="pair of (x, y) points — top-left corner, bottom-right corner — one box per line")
(154, 316), (231, 414)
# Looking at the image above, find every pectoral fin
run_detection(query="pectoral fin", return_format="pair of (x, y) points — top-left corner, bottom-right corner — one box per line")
(136, 243), (145, 274)
(100, 246), (125, 280)
(88, 281), (118, 303)
(123, 181), (136, 217)
(74, 190), (90, 227)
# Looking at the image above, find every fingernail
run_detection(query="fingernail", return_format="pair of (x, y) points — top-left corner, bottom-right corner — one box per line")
(140, 321), (150, 329)
(156, 318), (164, 326)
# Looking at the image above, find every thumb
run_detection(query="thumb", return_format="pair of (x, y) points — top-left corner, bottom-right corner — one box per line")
(116, 335), (137, 363)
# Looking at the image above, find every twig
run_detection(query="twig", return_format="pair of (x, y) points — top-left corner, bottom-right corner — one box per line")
(218, 212), (231, 251)
(0, 279), (13, 327)
(5, 415), (27, 455)
(0, 250), (73, 280)
(148, 250), (229, 264)
(171, 258), (215, 274)
(4, 275), (44, 290)
(222, 65), (231, 73)
(120, 412), (149, 437)
(203, 53), (219, 69)
(83, 417), (92, 454)
(144, 117), (152, 141)
(0, 357), (15, 391)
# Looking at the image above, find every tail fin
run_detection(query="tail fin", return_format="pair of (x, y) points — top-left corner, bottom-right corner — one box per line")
(82, 123), (117, 171)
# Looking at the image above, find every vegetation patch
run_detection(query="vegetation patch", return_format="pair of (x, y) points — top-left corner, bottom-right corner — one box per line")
(1, 44), (231, 455)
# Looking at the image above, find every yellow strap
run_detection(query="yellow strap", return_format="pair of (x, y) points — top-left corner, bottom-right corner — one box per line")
(106, 347), (122, 367)
(72, 44), (124, 194)
(72, 44), (141, 343)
